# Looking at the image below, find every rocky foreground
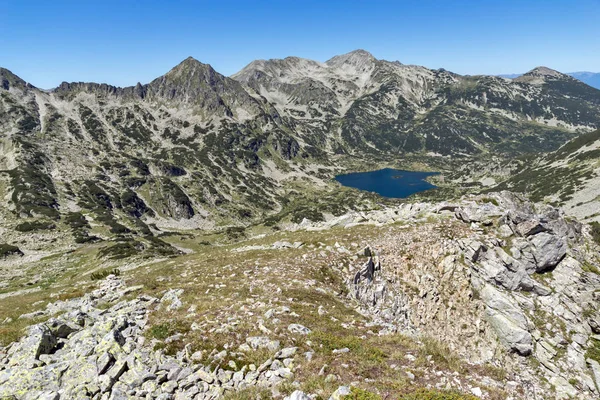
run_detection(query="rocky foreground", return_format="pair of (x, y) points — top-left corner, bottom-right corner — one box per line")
(1, 192), (600, 399)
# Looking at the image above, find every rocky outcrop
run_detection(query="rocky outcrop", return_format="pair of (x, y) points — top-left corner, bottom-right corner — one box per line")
(339, 192), (600, 399)
(0, 276), (300, 399)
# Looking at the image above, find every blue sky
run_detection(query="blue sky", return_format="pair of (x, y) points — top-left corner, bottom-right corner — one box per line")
(1, 0), (599, 88)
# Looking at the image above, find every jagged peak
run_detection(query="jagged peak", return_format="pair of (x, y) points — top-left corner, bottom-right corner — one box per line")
(166, 56), (215, 75)
(325, 49), (377, 68)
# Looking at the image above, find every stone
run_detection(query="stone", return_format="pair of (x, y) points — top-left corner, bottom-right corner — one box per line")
(161, 289), (184, 311)
(329, 386), (351, 400)
(529, 232), (567, 272)
(9, 324), (57, 364)
(288, 324), (311, 335)
(588, 359), (600, 393)
(332, 348), (350, 354)
(515, 220), (547, 237)
(480, 284), (533, 355)
(46, 318), (81, 339)
(190, 369), (214, 384)
(286, 390), (312, 400)
(246, 336), (280, 351)
(276, 347), (298, 359)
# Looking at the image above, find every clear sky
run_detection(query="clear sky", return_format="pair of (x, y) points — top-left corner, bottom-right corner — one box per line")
(1, 0), (599, 89)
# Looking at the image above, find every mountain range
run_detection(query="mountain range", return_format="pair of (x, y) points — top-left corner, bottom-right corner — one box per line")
(500, 71), (600, 89)
(1, 49), (600, 256)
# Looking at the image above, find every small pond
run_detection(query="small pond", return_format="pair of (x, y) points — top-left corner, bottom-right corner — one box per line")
(335, 168), (438, 198)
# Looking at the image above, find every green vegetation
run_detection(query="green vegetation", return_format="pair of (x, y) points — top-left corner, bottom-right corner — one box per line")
(345, 387), (382, 400)
(221, 387), (273, 400)
(98, 240), (142, 260)
(14, 220), (56, 232)
(585, 337), (600, 364)
(399, 389), (478, 400)
(90, 268), (120, 281)
(0, 243), (23, 258)
(590, 222), (600, 245)
(480, 197), (499, 206)
(417, 337), (464, 373)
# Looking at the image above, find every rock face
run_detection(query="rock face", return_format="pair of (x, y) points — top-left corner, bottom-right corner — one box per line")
(343, 192), (600, 399)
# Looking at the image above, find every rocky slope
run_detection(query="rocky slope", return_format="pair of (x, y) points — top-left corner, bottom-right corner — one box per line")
(1, 51), (600, 265)
(491, 129), (600, 222)
(501, 71), (600, 90)
(234, 52), (600, 156)
(1, 192), (600, 399)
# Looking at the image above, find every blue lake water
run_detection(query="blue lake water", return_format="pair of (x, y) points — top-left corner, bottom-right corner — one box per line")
(335, 168), (438, 198)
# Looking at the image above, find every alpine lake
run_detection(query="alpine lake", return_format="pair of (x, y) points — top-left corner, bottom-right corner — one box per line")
(335, 168), (439, 198)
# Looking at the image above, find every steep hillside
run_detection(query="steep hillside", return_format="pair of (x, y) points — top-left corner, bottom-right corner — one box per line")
(569, 72), (600, 90)
(492, 129), (600, 222)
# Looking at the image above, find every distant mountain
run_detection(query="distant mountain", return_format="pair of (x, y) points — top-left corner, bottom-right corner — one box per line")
(499, 70), (600, 90)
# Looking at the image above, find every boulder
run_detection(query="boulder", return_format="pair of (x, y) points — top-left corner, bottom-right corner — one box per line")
(286, 390), (312, 400)
(529, 232), (567, 272)
(515, 220), (547, 237)
(8, 324), (57, 365)
(329, 386), (351, 400)
(480, 284), (533, 355)
(288, 324), (311, 335)
(246, 336), (280, 351)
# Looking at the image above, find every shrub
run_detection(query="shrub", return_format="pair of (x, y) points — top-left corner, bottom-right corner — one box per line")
(585, 338), (600, 363)
(0, 243), (23, 258)
(90, 268), (120, 281)
(590, 222), (600, 245)
(98, 241), (142, 259)
(65, 212), (90, 229)
(15, 220), (56, 232)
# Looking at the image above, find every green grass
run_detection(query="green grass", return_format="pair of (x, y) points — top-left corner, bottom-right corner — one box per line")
(90, 268), (120, 281)
(345, 387), (382, 400)
(585, 338), (600, 363)
(399, 389), (479, 400)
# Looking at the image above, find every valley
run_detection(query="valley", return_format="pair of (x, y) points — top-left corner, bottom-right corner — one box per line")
(1, 50), (600, 399)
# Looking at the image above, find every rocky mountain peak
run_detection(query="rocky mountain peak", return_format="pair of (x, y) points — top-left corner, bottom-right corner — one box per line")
(526, 66), (566, 78)
(325, 49), (377, 69)
(160, 56), (218, 82)
(515, 66), (572, 84)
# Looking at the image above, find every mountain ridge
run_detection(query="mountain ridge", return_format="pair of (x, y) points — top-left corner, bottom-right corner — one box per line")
(1, 49), (600, 253)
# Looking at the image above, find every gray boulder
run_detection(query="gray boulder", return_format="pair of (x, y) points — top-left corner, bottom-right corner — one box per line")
(530, 232), (567, 272)
(480, 284), (533, 355)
